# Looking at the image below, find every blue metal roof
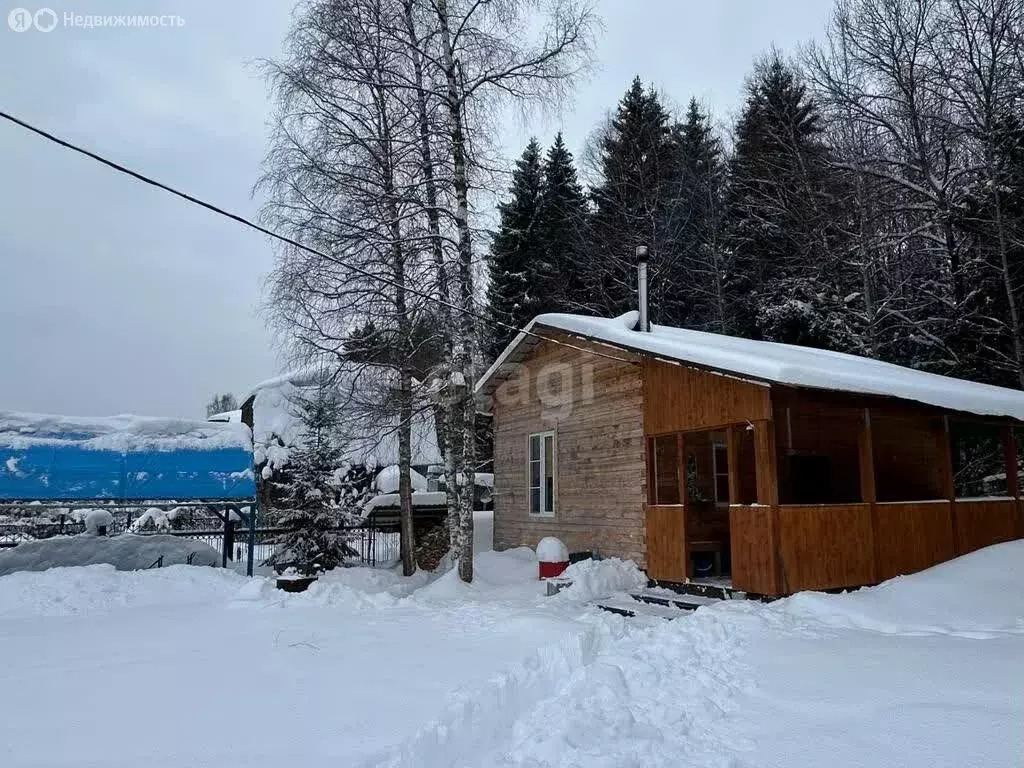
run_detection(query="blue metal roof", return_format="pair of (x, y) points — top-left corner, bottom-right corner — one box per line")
(0, 412), (255, 502)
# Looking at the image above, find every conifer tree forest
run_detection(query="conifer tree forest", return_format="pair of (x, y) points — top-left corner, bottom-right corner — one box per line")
(487, 1), (1024, 391)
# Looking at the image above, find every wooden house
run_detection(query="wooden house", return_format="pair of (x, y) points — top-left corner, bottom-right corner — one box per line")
(476, 311), (1024, 597)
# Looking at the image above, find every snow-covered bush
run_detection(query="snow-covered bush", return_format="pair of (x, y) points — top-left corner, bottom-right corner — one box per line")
(84, 509), (113, 536)
(130, 508), (173, 533)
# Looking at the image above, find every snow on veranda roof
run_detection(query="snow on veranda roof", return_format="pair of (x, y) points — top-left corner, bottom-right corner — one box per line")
(475, 311), (1024, 422)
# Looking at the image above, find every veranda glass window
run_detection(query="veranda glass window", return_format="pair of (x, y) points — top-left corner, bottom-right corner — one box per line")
(713, 442), (730, 504)
(651, 434), (681, 504)
(529, 431), (555, 516)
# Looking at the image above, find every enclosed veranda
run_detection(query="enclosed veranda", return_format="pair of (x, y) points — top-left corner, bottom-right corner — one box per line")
(644, 378), (1024, 596)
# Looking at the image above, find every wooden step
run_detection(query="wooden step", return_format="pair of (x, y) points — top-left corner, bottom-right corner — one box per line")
(595, 597), (693, 620)
(629, 589), (722, 611)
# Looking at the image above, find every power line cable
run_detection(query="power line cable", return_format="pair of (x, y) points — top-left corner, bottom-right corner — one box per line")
(0, 109), (638, 374)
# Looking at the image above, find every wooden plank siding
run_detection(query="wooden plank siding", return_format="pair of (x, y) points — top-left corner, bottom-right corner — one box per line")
(642, 360), (770, 434)
(874, 501), (955, 581)
(490, 334), (648, 564)
(953, 499), (1020, 556)
(776, 504), (874, 591)
(645, 505), (687, 581)
(729, 505), (778, 595)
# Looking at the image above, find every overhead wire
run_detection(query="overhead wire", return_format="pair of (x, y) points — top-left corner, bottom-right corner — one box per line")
(0, 109), (639, 376)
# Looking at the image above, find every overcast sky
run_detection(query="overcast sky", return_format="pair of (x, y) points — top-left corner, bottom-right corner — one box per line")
(0, 0), (833, 419)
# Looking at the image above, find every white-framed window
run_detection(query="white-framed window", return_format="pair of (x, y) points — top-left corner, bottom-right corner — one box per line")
(712, 441), (730, 505)
(529, 431), (556, 516)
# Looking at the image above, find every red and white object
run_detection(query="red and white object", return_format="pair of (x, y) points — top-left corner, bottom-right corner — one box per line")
(537, 536), (570, 579)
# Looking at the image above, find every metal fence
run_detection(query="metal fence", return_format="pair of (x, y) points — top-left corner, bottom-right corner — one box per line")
(0, 508), (400, 569)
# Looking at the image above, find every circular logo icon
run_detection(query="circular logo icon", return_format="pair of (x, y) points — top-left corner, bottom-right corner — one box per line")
(7, 8), (33, 31)
(34, 8), (57, 32)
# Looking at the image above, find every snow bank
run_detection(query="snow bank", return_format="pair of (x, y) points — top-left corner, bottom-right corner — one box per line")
(556, 557), (648, 602)
(478, 310), (1024, 420)
(0, 563), (244, 618)
(0, 534), (221, 577)
(781, 539), (1024, 635)
(415, 547), (541, 602)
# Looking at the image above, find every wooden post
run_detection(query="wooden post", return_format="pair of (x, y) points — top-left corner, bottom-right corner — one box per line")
(644, 436), (654, 505)
(937, 416), (957, 555)
(677, 432), (688, 506)
(726, 426), (742, 505)
(754, 419), (782, 595)
(858, 408), (878, 583)
(677, 432), (689, 578)
(858, 408), (876, 504)
(1002, 426), (1019, 500)
(754, 420), (779, 506)
(937, 416), (956, 502)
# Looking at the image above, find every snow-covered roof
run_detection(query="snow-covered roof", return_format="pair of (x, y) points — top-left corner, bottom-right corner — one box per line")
(207, 410), (242, 423)
(0, 411), (255, 502)
(0, 411), (253, 452)
(476, 311), (1024, 421)
(248, 366), (443, 475)
(361, 490), (447, 518)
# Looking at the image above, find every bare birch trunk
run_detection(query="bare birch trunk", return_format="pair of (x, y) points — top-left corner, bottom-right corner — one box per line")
(436, 0), (475, 582)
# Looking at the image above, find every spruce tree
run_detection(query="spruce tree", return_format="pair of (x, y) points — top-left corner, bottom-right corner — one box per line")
(726, 53), (855, 350)
(676, 99), (729, 332)
(486, 139), (545, 360)
(535, 133), (589, 314)
(268, 379), (358, 576)
(587, 77), (686, 325)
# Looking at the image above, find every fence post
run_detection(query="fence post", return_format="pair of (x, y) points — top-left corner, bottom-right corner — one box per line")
(246, 504), (256, 577)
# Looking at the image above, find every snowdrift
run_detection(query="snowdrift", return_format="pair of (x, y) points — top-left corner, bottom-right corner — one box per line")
(781, 539), (1024, 634)
(0, 534), (221, 577)
(0, 563), (244, 618)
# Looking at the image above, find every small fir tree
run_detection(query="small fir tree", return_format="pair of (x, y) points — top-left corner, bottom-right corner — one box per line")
(268, 379), (358, 576)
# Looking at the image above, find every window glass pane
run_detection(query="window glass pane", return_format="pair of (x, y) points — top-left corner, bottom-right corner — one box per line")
(544, 435), (553, 473)
(530, 435), (540, 462)
(653, 435), (680, 504)
(545, 477), (554, 512)
(530, 488), (541, 514)
(530, 460), (540, 488)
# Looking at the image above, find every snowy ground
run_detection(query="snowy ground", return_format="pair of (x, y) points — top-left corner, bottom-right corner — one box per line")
(0, 543), (1020, 767)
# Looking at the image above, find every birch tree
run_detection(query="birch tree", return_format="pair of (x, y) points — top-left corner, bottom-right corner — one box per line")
(259, 0), (435, 576)
(408, 0), (598, 581)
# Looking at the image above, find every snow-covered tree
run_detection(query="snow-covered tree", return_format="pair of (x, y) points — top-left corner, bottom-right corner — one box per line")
(267, 379), (358, 576)
(486, 139), (546, 359)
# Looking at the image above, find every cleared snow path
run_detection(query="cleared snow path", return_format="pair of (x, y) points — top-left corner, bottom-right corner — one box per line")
(471, 541), (1024, 768)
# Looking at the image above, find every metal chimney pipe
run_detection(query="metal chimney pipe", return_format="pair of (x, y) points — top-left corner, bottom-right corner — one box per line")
(636, 245), (649, 332)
